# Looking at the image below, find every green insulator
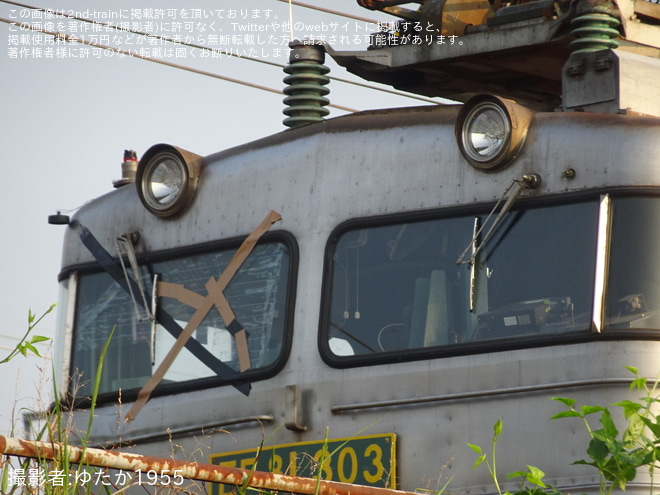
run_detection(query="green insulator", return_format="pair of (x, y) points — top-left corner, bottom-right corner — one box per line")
(570, 10), (620, 53)
(283, 42), (331, 128)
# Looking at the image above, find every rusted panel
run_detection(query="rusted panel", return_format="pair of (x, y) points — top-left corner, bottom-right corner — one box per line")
(0, 435), (416, 495)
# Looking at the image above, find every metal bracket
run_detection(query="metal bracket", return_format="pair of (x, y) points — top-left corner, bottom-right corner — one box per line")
(285, 384), (308, 432)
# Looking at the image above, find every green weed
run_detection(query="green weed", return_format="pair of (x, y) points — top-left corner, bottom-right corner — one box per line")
(470, 367), (660, 495)
(469, 418), (560, 495)
(552, 366), (660, 495)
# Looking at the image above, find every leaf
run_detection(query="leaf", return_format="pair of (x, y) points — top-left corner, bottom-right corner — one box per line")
(526, 465), (547, 486)
(494, 418), (503, 438)
(586, 438), (609, 463)
(472, 454), (487, 470)
(468, 443), (483, 455)
(625, 365), (639, 375)
(615, 463), (638, 488)
(630, 377), (647, 392)
(551, 397), (576, 408)
(551, 410), (583, 419)
(580, 405), (605, 416)
(613, 400), (642, 419)
(1, 463), (9, 494)
(23, 342), (41, 357)
(1, 305), (55, 364)
(599, 409), (618, 438)
(507, 466), (547, 489)
(624, 415), (646, 446)
(639, 416), (660, 438)
(467, 442), (487, 469)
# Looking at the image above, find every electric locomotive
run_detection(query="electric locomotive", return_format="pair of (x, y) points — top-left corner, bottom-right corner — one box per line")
(50, 0), (660, 493)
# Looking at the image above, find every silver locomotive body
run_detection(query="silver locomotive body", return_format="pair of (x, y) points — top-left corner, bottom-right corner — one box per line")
(54, 101), (660, 493)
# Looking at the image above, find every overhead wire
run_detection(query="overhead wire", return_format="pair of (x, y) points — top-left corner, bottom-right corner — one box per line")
(275, 0), (380, 24)
(0, 0), (287, 70)
(0, 16), (359, 113)
(279, 0), (439, 104)
(287, 0), (295, 41)
(0, 0), (439, 105)
(0, 334), (52, 359)
(0, 345), (52, 358)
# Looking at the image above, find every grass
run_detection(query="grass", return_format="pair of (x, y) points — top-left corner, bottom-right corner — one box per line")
(6, 306), (660, 495)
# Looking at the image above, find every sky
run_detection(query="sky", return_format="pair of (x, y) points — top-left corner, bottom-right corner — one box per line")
(0, 0), (431, 437)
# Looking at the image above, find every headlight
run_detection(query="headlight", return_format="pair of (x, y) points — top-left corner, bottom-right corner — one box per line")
(456, 95), (534, 171)
(136, 144), (202, 217)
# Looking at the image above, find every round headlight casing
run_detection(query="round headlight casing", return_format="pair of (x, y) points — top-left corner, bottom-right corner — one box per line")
(136, 144), (203, 218)
(456, 95), (534, 171)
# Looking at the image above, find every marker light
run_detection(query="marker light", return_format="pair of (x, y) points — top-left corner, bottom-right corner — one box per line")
(136, 144), (203, 218)
(456, 95), (534, 171)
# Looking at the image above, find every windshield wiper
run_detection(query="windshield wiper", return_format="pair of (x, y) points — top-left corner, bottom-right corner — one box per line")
(456, 173), (541, 267)
(116, 232), (153, 324)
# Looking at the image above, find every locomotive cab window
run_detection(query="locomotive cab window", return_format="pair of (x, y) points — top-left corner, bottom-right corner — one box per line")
(70, 238), (295, 399)
(605, 197), (660, 330)
(320, 201), (599, 363)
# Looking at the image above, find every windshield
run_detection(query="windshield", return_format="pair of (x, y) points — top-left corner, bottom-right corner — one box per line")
(323, 201), (599, 358)
(71, 241), (292, 397)
(606, 197), (660, 330)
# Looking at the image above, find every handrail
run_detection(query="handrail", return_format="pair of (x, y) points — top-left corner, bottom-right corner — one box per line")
(90, 414), (275, 449)
(331, 377), (635, 413)
(0, 435), (416, 495)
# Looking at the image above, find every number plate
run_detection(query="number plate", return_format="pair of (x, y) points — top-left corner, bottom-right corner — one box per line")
(209, 433), (396, 494)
